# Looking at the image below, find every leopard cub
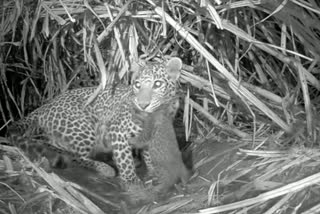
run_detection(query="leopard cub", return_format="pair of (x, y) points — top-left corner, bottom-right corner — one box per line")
(131, 98), (191, 194)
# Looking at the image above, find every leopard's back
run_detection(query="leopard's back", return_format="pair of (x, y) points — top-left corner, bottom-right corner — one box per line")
(8, 87), (95, 135)
(8, 85), (131, 136)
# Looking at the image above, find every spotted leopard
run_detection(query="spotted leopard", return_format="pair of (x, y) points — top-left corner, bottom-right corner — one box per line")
(7, 57), (183, 188)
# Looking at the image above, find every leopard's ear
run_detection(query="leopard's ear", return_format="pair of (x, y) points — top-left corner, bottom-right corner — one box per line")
(129, 62), (138, 83)
(130, 61), (143, 84)
(165, 57), (182, 81)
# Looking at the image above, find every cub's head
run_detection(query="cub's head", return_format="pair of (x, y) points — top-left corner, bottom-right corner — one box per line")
(131, 57), (182, 113)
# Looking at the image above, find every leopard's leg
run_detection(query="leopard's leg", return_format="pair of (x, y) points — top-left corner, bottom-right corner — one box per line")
(153, 166), (174, 195)
(73, 156), (116, 176)
(50, 117), (116, 177)
(111, 136), (140, 186)
(50, 140), (116, 177)
(108, 118), (143, 188)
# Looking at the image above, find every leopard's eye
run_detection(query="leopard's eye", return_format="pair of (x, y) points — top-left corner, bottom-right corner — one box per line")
(153, 80), (164, 89)
(134, 81), (141, 89)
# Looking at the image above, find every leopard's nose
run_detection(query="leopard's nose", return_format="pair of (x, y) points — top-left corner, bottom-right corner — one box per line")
(138, 101), (150, 110)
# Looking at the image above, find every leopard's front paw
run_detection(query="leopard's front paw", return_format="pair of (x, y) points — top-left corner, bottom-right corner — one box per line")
(96, 164), (116, 177)
(120, 177), (144, 190)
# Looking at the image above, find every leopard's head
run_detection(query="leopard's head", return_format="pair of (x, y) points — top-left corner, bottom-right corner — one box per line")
(131, 57), (182, 113)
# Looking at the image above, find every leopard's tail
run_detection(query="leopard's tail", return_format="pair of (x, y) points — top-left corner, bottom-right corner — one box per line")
(7, 120), (29, 137)
(6, 116), (40, 138)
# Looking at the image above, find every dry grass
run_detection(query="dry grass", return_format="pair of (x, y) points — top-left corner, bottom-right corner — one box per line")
(1, 0), (320, 213)
(2, 130), (320, 213)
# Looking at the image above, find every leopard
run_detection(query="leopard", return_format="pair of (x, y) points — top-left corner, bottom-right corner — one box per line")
(130, 98), (191, 195)
(6, 57), (183, 188)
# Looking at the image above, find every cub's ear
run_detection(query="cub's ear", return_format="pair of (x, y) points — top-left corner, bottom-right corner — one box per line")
(165, 57), (182, 81)
(129, 61), (142, 84)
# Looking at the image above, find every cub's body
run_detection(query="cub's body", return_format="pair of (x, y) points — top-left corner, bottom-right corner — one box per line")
(132, 99), (191, 193)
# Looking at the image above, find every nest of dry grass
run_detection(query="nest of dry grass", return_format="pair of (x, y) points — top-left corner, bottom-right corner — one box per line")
(2, 134), (320, 213)
(1, 0), (320, 213)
